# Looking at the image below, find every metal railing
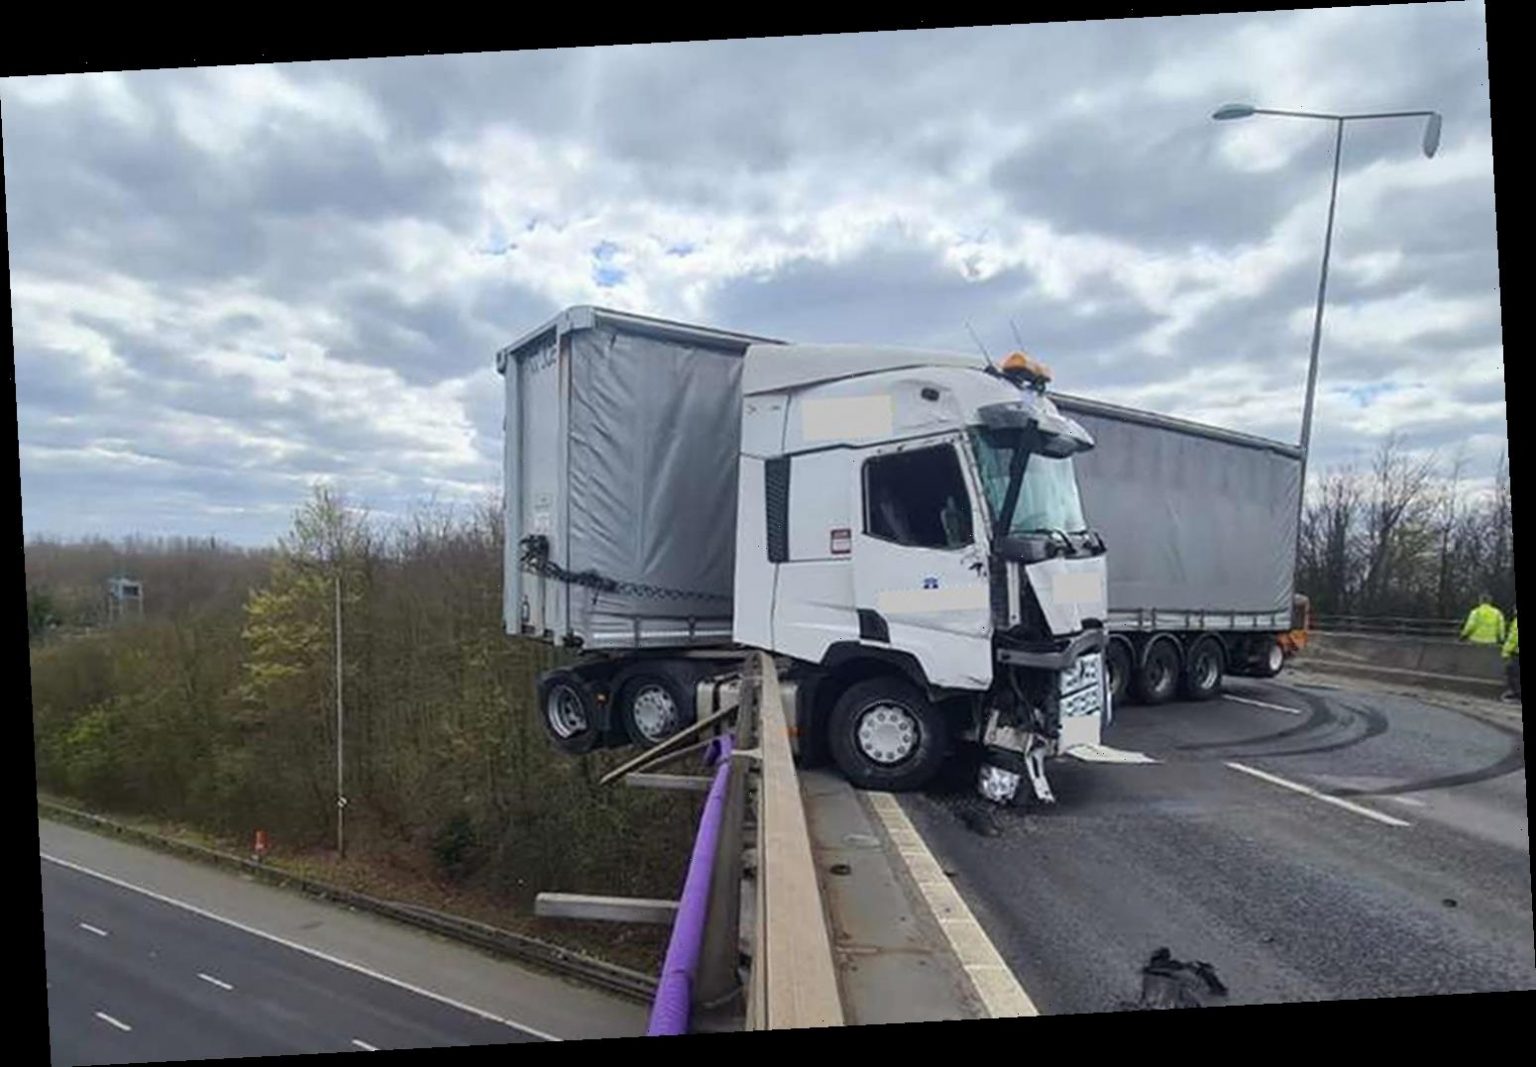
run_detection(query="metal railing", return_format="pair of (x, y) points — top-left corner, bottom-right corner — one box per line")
(1312, 614), (1462, 638)
(534, 650), (846, 1033)
(742, 654), (844, 1030)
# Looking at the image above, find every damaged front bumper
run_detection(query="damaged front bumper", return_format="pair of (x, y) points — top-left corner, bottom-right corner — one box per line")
(976, 651), (1109, 806)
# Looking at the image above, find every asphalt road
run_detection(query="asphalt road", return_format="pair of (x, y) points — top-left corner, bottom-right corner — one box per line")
(42, 858), (549, 1064)
(39, 819), (648, 1064)
(903, 675), (1534, 1013)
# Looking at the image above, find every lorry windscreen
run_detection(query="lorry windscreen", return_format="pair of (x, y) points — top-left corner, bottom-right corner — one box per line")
(969, 427), (1088, 538)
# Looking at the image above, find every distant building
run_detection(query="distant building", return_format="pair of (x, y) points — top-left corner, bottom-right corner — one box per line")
(106, 577), (144, 623)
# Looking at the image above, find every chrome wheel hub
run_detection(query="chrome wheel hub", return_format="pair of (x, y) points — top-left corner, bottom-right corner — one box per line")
(631, 685), (680, 742)
(1197, 653), (1219, 689)
(546, 684), (587, 739)
(856, 702), (919, 765)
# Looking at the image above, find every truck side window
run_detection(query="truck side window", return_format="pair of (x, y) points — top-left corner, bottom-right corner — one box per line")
(864, 446), (973, 549)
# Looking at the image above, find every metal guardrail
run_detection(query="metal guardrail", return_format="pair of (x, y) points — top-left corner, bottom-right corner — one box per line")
(1313, 614), (1462, 638)
(36, 798), (657, 1003)
(536, 650), (846, 1033)
(743, 653), (844, 1030)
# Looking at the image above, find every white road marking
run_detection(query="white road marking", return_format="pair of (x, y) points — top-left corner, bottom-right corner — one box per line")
(864, 792), (1039, 1018)
(198, 972), (234, 991)
(1225, 695), (1303, 716)
(94, 1012), (132, 1032)
(351, 1039), (378, 1051)
(40, 854), (560, 1042)
(78, 922), (109, 937)
(1389, 796), (1428, 808)
(1224, 762), (1411, 827)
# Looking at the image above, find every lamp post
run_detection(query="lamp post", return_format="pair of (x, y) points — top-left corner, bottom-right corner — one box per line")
(1211, 103), (1441, 583)
(335, 566), (345, 858)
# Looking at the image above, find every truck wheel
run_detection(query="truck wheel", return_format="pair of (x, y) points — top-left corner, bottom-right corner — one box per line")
(1249, 638), (1285, 679)
(1179, 638), (1224, 701)
(537, 669), (603, 755)
(828, 677), (949, 792)
(1134, 639), (1181, 706)
(616, 663), (698, 747)
(1105, 639), (1133, 708)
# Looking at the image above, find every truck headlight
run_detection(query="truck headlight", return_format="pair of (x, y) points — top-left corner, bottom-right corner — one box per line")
(979, 763), (1022, 803)
(1060, 687), (1096, 717)
(1060, 652), (1102, 695)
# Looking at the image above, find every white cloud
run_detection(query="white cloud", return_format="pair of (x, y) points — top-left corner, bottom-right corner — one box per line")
(165, 65), (389, 157)
(1297, 288), (1499, 349)
(5, 7), (1502, 543)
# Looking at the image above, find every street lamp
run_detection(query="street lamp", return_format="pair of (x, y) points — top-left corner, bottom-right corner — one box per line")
(1211, 103), (1441, 582)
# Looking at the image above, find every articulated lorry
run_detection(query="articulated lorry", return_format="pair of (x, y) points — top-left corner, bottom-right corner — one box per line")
(499, 306), (1301, 805)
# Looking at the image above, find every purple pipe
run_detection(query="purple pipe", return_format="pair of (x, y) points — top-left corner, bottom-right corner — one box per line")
(646, 733), (734, 1036)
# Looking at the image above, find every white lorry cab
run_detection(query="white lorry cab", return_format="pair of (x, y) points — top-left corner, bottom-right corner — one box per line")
(501, 306), (1111, 806)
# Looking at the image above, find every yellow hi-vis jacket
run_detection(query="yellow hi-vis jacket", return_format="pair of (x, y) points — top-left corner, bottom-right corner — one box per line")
(1462, 603), (1507, 644)
(1503, 616), (1518, 659)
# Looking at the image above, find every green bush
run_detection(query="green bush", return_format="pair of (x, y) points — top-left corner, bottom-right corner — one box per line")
(26, 489), (700, 912)
(431, 810), (481, 882)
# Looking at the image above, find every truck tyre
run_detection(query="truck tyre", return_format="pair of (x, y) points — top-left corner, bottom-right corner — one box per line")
(827, 677), (949, 792)
(1134, 638), (1181, 706)
(1179, 637), (1224, 701)
(1105, 639), (1134, 708)
(615, 662), (699, 747)
(537, 669), (604, 755)
(1249, 637), (1286, 679)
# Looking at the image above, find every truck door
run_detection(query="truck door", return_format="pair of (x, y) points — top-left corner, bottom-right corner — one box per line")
(851, 439), (993, 689)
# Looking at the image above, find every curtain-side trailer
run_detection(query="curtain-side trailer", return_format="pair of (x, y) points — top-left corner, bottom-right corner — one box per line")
(1054, 394), (1305, 706)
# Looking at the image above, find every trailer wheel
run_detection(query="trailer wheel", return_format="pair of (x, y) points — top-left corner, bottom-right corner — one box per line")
(1134, 638), (1181, 706)
(1180, 637), (1224, 701)
(828, 677), (949, 792)
(537, 669), (603, 755)
(1105, 639), (1134, 708)
(615, 663), (699, 747)
(1249, 638), (1286, 679)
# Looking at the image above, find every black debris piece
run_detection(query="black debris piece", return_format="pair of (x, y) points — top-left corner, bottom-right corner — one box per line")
(1120, 947), (1230, 1010)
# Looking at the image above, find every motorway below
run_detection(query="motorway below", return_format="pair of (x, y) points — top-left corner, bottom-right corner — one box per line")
(902, 676), (1533, 1013)
(40, 819), (647, 1064)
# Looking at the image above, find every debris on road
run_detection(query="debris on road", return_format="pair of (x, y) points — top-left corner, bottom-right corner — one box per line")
(1119, 947), (1229, 1009)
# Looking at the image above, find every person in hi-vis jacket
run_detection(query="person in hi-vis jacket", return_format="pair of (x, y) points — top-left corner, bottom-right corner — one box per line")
(1502, 612), (1519, 704)
(1461, 593), (1507, 645)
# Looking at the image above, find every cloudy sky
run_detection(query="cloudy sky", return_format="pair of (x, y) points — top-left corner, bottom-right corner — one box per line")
(4, 4), (1502, 546)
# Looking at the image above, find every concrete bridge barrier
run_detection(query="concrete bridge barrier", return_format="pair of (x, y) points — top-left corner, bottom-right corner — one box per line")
(1294, 631), (1506, 699)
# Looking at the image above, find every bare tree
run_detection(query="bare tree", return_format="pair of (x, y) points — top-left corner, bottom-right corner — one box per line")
(1435, 443), (1470, 617)
(1358, 433), (1438, 616)
(1484, 448), (1514, 608)
(1300, 464), (1364, 616)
